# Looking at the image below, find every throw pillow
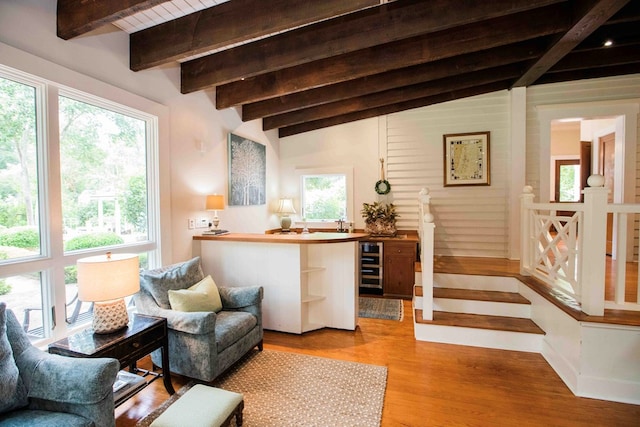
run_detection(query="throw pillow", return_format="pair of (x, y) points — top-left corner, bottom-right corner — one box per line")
(139, 256), (205, 309)
(168, 275), (223, 313)
(0, 303), (28, 414)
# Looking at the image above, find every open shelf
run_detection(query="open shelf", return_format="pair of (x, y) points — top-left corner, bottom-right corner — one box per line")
(301, 266), (325, 274)
(302, 294), (326, 303)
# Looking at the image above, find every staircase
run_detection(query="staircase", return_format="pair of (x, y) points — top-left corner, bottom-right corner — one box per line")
(413, 272), (545, 352)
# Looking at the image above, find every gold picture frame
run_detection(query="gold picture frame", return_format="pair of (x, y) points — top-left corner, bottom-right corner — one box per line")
(443, 131), (490, 186)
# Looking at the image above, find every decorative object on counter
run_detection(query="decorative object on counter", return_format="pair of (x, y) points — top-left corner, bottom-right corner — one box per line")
(205, 194), (225, 231)
(228, 133), (266, 206)
(361, 201), (398, 236)
(375, 158), (391, 194)
(277, 198), (296, 232)
(301, 217), (309, 234)
(443, 131), (490, 186)
(77, 252), (139, 334)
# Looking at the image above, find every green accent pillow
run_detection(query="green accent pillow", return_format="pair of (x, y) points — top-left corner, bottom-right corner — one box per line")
(168, 275), (223, 313)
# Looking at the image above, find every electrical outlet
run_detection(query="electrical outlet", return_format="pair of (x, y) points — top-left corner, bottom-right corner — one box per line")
(197, 218), (209, 229)
(188, 218), (195, 229)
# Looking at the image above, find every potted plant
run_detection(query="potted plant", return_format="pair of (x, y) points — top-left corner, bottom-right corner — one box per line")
(361, 202), (399, 236)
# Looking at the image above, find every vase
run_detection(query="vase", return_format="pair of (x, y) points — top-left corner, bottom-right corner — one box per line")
(364, 220), (397, 237)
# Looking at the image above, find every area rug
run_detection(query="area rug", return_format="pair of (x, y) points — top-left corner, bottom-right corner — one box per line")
(359, 297), (404, 321)
(136, 350), (387, 427)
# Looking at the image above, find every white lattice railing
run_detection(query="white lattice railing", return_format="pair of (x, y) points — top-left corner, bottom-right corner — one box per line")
(418, 188), (435, 320)
(521, 175), (640, 315)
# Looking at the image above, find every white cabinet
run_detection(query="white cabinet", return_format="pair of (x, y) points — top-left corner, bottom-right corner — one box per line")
(193, 239), (358, 334)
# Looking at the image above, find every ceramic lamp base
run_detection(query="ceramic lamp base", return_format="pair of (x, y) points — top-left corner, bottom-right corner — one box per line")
(92, 299), (129, 334)
(280, 216), (292, 231)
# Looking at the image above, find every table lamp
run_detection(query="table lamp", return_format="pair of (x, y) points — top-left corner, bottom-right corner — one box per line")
(77, 252), (140, 334)
(206, 194), (225, 230)
(277, 198), (296, 232)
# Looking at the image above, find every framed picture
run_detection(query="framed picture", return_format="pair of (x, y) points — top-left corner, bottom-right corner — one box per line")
(228, 133), (266, 205)
(443, 131), (490, 186)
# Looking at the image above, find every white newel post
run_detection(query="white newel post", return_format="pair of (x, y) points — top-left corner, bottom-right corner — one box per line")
(580, 175), (608, 316)
(419, 188), (435, 321)
(520, 186), (535, 276)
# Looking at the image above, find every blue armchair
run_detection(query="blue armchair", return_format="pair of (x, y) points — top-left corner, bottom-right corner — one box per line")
(0, 303), (119, 427)
(135, 257), (263, 382)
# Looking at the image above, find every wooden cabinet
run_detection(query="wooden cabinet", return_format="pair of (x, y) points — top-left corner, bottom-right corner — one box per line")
(383, 240), (417, 298)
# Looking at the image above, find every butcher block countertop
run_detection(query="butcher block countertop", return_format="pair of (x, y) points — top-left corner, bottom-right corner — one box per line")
(193, 232), (369, 244)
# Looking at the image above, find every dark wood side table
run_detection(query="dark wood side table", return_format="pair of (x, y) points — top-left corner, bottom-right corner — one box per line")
(48, 313), (175, 406)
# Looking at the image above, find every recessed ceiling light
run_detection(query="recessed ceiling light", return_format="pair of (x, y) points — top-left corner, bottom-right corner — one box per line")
(604, 39), (613, 47)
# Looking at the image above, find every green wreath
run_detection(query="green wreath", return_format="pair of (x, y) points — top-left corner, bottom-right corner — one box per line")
(375, 179), (391, 195)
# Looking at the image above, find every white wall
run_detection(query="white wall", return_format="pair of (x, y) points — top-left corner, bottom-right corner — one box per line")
(281, 91), (513, 258)
(0, 0), (279, 264)
(279, 117), (380, 229)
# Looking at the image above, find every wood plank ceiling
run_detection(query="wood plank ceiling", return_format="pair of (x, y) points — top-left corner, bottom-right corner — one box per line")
(57, 0), (640, 137)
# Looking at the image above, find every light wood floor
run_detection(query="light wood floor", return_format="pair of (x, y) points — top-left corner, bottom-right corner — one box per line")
(116, 257), (640, 426)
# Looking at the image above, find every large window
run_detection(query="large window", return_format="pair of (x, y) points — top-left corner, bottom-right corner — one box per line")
(0, 66), (159, 342)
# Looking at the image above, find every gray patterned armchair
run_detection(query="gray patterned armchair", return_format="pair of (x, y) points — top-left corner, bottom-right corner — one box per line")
(0, 303), (119, 427)
(135, 257), (263, 382)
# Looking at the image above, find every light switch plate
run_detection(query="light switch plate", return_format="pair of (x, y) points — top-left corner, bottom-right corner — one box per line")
(188, 218), (195, 229)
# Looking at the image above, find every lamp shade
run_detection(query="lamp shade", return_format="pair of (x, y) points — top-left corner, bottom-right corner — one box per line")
(277, 198), (296, 215)
(77, 253), (140, 302)
(206, 194), (224, 210)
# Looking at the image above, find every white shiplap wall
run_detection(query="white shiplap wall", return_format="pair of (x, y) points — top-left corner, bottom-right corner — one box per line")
(385, 90), (511, 257)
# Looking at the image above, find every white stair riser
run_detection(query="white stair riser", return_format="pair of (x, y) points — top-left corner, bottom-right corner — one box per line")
(413, 322), (543, 353)
(434, 273), (520, 292)
(414, 295), (423, 310)
(434, 298), (531, 318)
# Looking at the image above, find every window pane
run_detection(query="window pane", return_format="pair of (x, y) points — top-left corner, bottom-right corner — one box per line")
(64, 265), (93, 328)
(0, 77), (41, 261)
(0, 272), (46, 339)
(59, 96), (148, 252)
(302, 175), (347, 221)
(559, 164), (580, 202)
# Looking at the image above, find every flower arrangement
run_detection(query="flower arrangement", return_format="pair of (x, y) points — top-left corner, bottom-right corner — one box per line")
(361, 202), (399, 236)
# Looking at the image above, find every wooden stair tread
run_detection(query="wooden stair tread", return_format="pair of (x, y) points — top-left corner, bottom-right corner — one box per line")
(433, 287), (531, 304)
(415, 309), (545, 335)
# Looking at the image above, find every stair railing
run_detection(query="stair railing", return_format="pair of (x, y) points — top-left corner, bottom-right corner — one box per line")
(520, 175), (640, 315)
(418, 188), (436, 320)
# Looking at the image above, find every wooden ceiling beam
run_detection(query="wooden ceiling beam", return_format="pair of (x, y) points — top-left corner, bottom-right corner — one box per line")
(57, 0), (166, 40)
(182, 0), (565, 92)
(534, 62), (640, 85)
(512, 0), (631, 87)
(278, 81), (513, 138)
(549, 44), (640, 72)
(130, 0), (379, 71)
(215, 4), (570, 106)
(263, 64), (524, 130)
(242, 39), (548, 121)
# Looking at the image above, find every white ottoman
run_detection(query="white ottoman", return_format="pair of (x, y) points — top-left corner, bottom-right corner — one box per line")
(150, 384), (244, 427)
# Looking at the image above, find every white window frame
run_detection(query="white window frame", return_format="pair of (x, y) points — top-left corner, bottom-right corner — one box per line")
(296, 166), (354, 229)
(0, 63), (162, 343)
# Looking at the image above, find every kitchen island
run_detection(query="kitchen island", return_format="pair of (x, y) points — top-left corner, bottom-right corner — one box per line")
(193, 232), (368, 334)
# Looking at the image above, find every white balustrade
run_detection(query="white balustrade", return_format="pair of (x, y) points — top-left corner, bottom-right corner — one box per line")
(418, 188), (435, 320)
(520, 175), (640, 315)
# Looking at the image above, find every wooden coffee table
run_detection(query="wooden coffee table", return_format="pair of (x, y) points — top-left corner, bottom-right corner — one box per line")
(48, 313), (175, 406)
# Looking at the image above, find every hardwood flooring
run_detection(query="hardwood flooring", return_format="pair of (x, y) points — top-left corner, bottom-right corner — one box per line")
(116, 256), (640, 426)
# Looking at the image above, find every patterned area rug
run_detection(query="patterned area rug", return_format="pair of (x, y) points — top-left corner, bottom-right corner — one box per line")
(359, 297), (404, 321)
(136, 350), (387, 427)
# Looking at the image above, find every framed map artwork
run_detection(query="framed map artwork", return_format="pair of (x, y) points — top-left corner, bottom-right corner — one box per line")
(443, 131), (490, 186)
